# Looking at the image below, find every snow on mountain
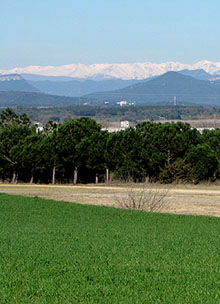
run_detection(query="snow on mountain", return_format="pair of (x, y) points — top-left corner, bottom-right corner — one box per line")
(0, 74), (23, 81)
(1, 60), (220, 80)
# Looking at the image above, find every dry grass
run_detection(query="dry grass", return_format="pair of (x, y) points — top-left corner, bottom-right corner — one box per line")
(114, 185), (169, 212)
(1, 183), (220, 217)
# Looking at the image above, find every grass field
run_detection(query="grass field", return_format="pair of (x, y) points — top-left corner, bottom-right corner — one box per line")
(1, 193), (220, 303)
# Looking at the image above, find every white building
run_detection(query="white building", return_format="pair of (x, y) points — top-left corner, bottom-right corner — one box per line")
(120, 120), (130, 129)
(34, 122), (44, 133)
(117, 100), (128, 106)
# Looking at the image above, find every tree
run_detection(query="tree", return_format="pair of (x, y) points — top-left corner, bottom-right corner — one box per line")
(80, 130), (108, 183)
(38, 129), (61, 184)
(202, 128), (220, 159)
(159, 158), (193, 183)
(0, 108), (31, 128)
(56, 118), (101, 184)
(16, 133), (44, 183)
(104, 128), (145, 182)
(0, 108), (34, 182)
(43, 120), (58, 136)
(0, 108), (18, 127)
(136, 121), (201, 181)
(186, 144), (218, 182)
(0, 124), (33, 182)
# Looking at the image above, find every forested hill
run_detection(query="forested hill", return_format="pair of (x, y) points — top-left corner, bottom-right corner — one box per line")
(178, 69), (220, 81)
(28, 78), (140, 97)
(85, 72), (220, 106)
(0, 74), (39, 92)
(0, 91), (85, 107)
(23, 69), (220, 97)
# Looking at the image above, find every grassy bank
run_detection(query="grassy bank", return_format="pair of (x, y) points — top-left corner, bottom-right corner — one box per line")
(0, 193), (220, 303)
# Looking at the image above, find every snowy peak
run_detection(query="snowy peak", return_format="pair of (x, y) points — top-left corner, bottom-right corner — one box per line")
(0, 73), (39, 92)
(1, 60), (220, 80)
(0, 74), (23, 81)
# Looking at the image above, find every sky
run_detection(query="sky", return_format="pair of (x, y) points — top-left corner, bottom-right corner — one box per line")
(1, 0), (220, 69)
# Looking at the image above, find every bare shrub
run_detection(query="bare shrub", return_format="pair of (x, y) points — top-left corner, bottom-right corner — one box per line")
(115, 185), (169, 212)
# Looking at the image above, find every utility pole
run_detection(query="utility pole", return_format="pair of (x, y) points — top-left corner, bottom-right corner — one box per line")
(214, 114), (217, 129)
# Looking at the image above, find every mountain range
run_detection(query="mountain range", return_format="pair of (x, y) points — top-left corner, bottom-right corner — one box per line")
(2, 60), (220, 80)
(28, 78), (141, 97)
(0, 73), (141, 98)
(85, 71), (220, 105)
(0, 91), (84, 107)
(1, 68), (220, 98)
(0, 74), (39, 92)
(1, 67), (220, 107)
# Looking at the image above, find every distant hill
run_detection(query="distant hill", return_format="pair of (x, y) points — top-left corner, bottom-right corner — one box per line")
(3, 72), (220, 107)
(26, 78), (141, 97)
(0, 74), (39, 92)
(21, 74), (79, 82)
(21, 70), (220, 98)
(0, 91), (86, 107)
(179, 69), (220, 81)
(85, 71), (220, 106)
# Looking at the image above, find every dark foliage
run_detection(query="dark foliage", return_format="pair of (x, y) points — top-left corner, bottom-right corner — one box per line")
(0, 108), (219, 184)
(7, 105), (220, 125)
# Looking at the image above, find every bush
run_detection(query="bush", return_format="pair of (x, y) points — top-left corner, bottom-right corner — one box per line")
(115, 184), (169, 212)
(159, 159), (194, 183)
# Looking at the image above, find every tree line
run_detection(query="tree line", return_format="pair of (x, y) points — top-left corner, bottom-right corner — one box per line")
(0, 108), (219, 184)
(12, 105), (220, 125)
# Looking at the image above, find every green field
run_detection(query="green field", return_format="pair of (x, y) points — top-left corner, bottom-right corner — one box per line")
(1, 193), (220, 303)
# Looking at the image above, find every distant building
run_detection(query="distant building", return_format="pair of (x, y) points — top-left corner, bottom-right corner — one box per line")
(34, 122), (44, 133)
(101, 120), (130, 133)
(120, 120), (130, 129)
(116, 100), (135, 107)
(117, 100), (128, 106)
(101, 127), (120, 133)
(196, 127), (215, 134)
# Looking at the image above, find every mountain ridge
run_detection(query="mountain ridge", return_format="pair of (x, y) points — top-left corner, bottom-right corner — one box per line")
(0, 73), (39, 92)
(85, 71), (220, 106)
(2, 60), (220, 80)
(0, 91), (85, 107)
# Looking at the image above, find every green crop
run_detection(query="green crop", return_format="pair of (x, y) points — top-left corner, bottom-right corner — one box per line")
(0, 193), (220, 303)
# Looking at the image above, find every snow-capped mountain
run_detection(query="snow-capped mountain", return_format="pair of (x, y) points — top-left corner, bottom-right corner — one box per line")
(0, 73), (39, 92)
(0, 74), (23, 81)
(1, 60), (220, 80)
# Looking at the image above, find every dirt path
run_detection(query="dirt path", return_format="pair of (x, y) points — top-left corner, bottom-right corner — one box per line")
(1, 183), (220, 217)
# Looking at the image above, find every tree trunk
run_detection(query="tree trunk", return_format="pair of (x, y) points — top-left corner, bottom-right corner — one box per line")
(30, 175), (34, 184)
(11, 171), (16, 184)
(52, 166), (56, 185)
(95, 174), (98, 184)
(167, 149), (171, 165)
(106, 168), (109, 184)
(145, 176), (150, 183)
(73, 166), (78, 185)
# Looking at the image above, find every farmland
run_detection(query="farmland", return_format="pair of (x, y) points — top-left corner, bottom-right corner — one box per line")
(1, 193), (220, 303)
(1, 183), (220, 217)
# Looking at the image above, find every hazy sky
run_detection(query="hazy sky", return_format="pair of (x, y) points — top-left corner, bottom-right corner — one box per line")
(1, 0), (220, 68)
